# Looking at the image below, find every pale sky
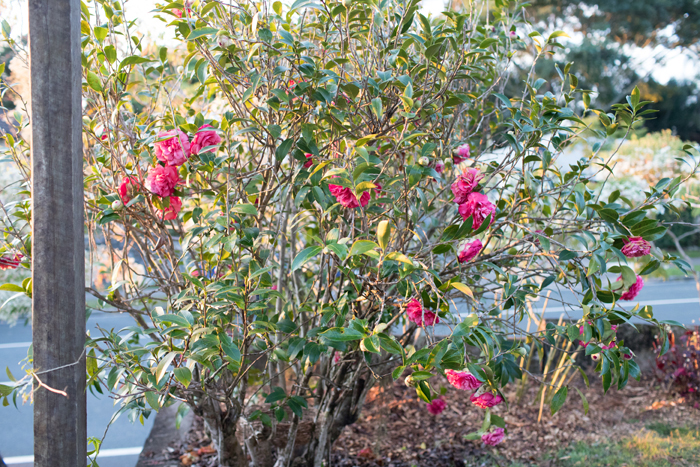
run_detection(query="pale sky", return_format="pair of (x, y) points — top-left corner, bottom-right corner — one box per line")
(2, 0), (697, 84)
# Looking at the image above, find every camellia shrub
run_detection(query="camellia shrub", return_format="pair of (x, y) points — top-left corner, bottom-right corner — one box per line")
(1, 0), (698, 466)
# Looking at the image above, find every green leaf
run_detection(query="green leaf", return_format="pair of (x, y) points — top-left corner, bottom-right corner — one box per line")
(145, 391), (160, 411)
(155, 351), (178, 384)
(174, 367), (192, 388)
(0, 283), (24, 293)
(371, 97), (383, 119)
(275, 139), (294, 161)
(187, 27), (219, 40)
(550, 385), (568, 415)
(453, 314), (478, 337)
(231, 204), (258, 216)
(118, 55), (155, 71)
(319, 327), (364, 341)
(360, 336), (381, 353)
(86, 71), (103, 92)
(349, 240), (378, 257)
(291, 246), (322, 272)
(574, 387), (588, 415)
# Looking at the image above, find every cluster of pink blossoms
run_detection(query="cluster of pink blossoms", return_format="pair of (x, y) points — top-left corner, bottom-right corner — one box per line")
(328, 180), (382, 209)
(451, 168), (495, 230)
(119, 125), (221, 221)
(444, 369), (504, 409)
(405, 299), (439, 327)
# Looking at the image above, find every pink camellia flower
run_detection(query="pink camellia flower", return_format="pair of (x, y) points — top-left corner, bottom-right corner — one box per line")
(333, 351), (341, 364)
(329, 184), (361, 209)
(470, 390), (503, 409)
(454, 144), (470, 164)
(617, 275), (644, 301)
(146, 165), (181, 198)
(458, 192), (496, 229)
(426, 398), (447, 415)
(458, 239), (483, 263)
(329, 180), (381, 209)
(508, 30), (517, 38)
(0, 253), (22, 270)
(303, 153), (313, 168)
(611, 325), (618, 332)
(451, 168), (484, 204)
(271, 285), (278, 291)
(154, 129), (191, 166)
(435, 160), (445, 174)
(173, 8), (183, 17)
(482, 427), (505, 446)
(621, 236), (651, 258)
(622, 352), (633, 360)
(158, 196), (182, 220)
(445, 369), (482, 391)
(190, 124), (222, 155)
(118, 176), (139, 204)
(406, 298), (439, 327)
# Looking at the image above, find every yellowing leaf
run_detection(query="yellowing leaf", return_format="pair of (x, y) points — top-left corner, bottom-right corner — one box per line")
(451, 282), (474, 298)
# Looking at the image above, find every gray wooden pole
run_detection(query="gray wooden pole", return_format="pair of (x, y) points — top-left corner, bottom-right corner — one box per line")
(29, 1), (86, 466)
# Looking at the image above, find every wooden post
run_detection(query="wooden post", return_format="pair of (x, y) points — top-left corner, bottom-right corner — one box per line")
(29, 1), (86, 466)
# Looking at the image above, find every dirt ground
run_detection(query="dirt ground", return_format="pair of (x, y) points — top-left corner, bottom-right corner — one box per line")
(165, 373), (697, 467)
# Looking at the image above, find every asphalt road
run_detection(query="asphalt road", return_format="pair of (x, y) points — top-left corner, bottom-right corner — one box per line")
(1, 278), (699, 466)
(0, 313), (154, 467)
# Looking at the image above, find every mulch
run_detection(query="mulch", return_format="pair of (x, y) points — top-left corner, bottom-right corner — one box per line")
(161, 374), (697, 467)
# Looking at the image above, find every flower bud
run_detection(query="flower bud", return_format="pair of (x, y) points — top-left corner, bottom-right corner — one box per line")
(111, 200), (124, 211)
(177, 66), (184, 74)
(443, 157), (453, 169)
(404, 375), (417, 387)
(418, 156), (430, 166)
(591, 353), (600, 361)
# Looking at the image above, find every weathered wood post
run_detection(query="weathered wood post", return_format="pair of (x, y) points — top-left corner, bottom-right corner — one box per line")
(29, 1), (86, 466)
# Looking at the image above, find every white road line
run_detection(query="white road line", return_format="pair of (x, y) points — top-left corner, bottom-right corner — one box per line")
(533, 297), (700, 314)
(0, 342), (31, 350)
(458, 297), (700, 318)
(4, 447), (143, 465)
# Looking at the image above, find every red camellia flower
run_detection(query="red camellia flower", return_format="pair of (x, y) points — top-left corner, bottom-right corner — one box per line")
(426, 398), (447, 415)
(445, 369), (482, 391)
(617, 275), (644, 300)
(482, 427), (505, 446)
(118, 176), (139, 204)
(146, 165), (181, 198)
(154, 129), (191, 166)
(621, 236), (651, 257)
(454, 144), (470, 164)
(0, 253), (23, 270)
(458, 239), (483, 263)
(159, 196), (182, 220)
(451, 168), (483, 204)
(458, 192), (496, 229)
(470, 390), (503, 409)
(303, 153), (313, 168)
(190, 124), (222, 155)
(405, 299), (439, 326)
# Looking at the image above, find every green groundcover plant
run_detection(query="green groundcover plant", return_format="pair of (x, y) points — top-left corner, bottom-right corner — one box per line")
(0, 0), (698, 466)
